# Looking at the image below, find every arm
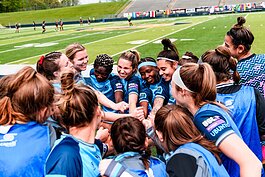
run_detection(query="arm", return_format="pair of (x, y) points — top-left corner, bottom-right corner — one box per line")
(94, 90), (128, 112)
(103, 107), (144, 122)
(219, 134), (262, 177)
(139, 101), (149, 118)
(128, 93), (138, 114)
(150, 97), (164, 116)
(114, 91), (123, 103)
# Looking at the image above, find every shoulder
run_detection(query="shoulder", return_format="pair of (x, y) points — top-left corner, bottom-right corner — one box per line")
(167, 153), (198, 177)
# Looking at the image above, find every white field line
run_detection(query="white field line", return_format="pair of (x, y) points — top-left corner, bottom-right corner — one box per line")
(6, 28), (148, 64)
(6, 16), (216, 64)
(0, 31), (107, 54)
(111, 16), (216, 57)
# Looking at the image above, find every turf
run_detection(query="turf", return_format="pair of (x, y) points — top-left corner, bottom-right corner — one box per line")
(0, 12), (264, 65)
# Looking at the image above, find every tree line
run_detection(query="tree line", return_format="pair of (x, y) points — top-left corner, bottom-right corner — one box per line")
(0, 0), (80, 13)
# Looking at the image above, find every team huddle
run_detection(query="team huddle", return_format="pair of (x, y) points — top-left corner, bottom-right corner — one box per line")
(0, 16), (265, 177)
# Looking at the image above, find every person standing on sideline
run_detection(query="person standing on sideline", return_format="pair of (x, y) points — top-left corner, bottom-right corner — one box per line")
(59, 19), (63, 31)
(42, 21), (46, 33)
(224, 16), (265, 97)
(33, 21), (36, 31)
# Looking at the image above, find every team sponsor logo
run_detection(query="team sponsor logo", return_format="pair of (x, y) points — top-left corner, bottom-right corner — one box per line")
(156, 86), (163, 94)
(128, 83), (138, 89)
(140, 93), (147, 99)
(0, 133), (17, 147)
(202, 116), (230, 136)
(115, 83), (123, 89)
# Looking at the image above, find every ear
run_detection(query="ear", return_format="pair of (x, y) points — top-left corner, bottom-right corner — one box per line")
(144, 137), (149, 148)
(53, 71), (59, 78)
(156, 130), (164, 142)
(173, 61), (178, 70)
(237, 45), (245, 54)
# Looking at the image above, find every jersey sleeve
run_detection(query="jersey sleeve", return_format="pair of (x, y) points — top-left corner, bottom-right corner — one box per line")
(139, 87), (153, 103)
(166, 153), (198, 177)
(128, 76), (140, 95)
(194, 110), (234, 146)
(154, 79), (170, 103)
(110, 75), (123, 92)
(45, 138), (82, 177)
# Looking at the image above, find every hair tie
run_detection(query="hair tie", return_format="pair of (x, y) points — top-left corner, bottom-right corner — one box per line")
(39, 55), (45, 65)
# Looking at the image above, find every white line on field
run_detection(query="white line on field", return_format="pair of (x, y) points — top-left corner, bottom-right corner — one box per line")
(0, 31), (107, 54)
(6, 28), (147, 64)
(111, 17), (216, 57)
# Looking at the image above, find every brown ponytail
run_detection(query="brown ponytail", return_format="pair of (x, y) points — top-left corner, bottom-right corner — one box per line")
(57, 70), (98, 130)
(0, 66), (54, 125)
(201, 45), (240, 84)
(155, 105), (222, 164)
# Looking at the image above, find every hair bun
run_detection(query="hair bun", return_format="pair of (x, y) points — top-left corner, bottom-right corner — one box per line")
(237, 16), (246, 26)
(161, 38), (171, 50)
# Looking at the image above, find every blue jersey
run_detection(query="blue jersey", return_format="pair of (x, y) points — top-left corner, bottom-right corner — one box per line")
(139, 78), (162, 113)
(165, 143), (229, 177)
(103, 151), (167, 177)
(194, 103), (242, 177)
(45, 134), (101, 177)
(0, 122), (51, 177)
(154, 78), (171, 105)
(86, 69), (123, 112)
(217, 83), (262, 162)
(120, 73), (140, 104)
(237, 54), (265, 97)
(74, 72), (86, 85)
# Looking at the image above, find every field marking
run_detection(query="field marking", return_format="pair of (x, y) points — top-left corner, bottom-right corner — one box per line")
(6, 28), (148, 64)
(111, 16), (216, 57)
(0, 31), (107, 54)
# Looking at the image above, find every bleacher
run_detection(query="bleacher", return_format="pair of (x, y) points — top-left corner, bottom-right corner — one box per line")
(172, 0), (220, 9)
(225, 0), (264, 4)
(123, 0), (172, 13)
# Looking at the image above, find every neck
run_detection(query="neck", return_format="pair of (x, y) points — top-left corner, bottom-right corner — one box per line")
(69, 124), (96, 144)
(217, 79), (233, 85)
(184, 98), (200, 115)
(187, 104), (200, 116)
(238, 51), (252, 61)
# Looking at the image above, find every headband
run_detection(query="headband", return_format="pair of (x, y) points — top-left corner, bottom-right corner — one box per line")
(157, 57), (176, 62)
(172, 67), (194, 93)
(182, 55), (192, 59)
(138, 62), (157, 70)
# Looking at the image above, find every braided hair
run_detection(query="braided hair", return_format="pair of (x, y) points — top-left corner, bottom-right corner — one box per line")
(94, 54), (114, 73)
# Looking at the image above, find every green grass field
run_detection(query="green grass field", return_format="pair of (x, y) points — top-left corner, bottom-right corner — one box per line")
(0, 12), (265, 65)
(0, 1), (129, 26)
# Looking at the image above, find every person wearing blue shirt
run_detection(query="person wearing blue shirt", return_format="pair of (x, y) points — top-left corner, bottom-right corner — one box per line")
(138, 57), (162, 117)
(154, 105), (230, 177)
(224, 16), (265, 97)
(150, 38), (179, 117)
(201, 45), (265, 175)
(0, 67), (55, 177)
(45, 70), (103, 177)
(117, 50), (141, 115)
(86, 54), (123, 113)
(171, 62), (262, 177)
(99, 117), (167, 177)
